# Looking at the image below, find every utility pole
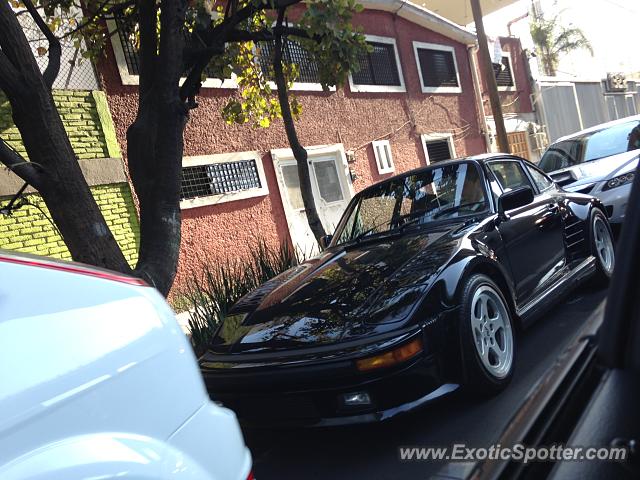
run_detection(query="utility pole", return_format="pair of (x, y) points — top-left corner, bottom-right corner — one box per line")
(470, 0), (509, 153)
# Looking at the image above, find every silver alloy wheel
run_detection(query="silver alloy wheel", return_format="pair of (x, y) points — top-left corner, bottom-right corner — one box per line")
(470, 285), (514, 379)
(593, 216), (615, 275)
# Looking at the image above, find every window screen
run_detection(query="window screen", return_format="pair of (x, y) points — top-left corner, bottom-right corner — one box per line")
(425, 139), (453, 162)
(351, 41), (402, 87)
(416, 48), (459, 88)
(281, 164), (305, 210)
(495, 56), (514, 87)
(313, 160), (344, 203)
(180, 160), (262, 200)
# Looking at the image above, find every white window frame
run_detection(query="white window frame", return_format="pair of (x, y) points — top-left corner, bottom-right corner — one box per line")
(348, 35), (406, 93)
(421, 133), (456, 165)
(107, 19), (238, 88)
(497, 51), (516, 92)
(413, 41), (462, 94)
(179, 151), (269, 209)
(371, 140), (395, 174)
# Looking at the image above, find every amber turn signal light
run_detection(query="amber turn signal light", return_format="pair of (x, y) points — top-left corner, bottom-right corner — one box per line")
(355, 337), (423, 372)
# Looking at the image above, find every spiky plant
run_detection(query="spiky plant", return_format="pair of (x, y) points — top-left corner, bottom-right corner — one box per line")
(530, 13), (594, 77)
(181, 240), (300, 356)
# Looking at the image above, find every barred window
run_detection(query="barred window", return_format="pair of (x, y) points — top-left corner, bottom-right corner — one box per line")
(495, 55), (515, 88)
(351, 40), (402, 87)
(257, 39), (321, 84)
(413, 42), (460, 92)
(113, 9), (140, 76)
(111, 10), (227, 80)
(180, 159), (263, 201)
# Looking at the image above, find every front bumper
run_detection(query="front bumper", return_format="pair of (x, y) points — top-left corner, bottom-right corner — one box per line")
(567, 181), (631, 224)
(200, 321), (459, 427)
(593, 182), (632, 224)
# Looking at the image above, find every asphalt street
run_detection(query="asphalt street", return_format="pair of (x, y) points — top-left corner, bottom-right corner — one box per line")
(243, 283), (608, 480)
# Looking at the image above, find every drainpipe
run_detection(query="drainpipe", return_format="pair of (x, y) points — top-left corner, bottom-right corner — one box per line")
(468, 44), (492, 152)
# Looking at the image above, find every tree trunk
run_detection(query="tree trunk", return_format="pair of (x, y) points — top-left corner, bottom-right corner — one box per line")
(273, 9), (326, 244)
(127, 0), (188, 296)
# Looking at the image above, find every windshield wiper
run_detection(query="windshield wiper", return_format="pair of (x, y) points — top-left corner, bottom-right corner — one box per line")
(432, 201), (486, 220)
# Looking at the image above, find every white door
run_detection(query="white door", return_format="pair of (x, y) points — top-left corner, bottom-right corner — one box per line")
(273, 145), (353, 257)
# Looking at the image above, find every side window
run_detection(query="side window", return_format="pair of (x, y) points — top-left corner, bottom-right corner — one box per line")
(488, 161), (533, 192)
(525, 164), (553, 192)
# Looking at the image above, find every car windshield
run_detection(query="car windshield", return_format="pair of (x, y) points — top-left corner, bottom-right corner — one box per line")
(333, 162), (488, 245)
(539, 119), (640, 172)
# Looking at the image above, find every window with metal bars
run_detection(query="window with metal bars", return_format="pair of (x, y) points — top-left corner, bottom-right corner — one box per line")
(256, 39), (321, 84)
(495, 55), (514, 88)
(415, 46), (459, 89)
(351, 41), (402, 87)
(425, 139), (452, 163)
(112, 10), (226, 80)
(180, 160), (262, 201)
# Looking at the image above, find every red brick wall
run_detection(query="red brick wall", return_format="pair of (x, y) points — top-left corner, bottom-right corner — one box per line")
(98, 9), (486, 294)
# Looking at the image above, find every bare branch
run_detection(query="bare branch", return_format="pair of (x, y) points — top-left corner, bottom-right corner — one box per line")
(21, 0), (61, 88)
(0, 137), (44, 190)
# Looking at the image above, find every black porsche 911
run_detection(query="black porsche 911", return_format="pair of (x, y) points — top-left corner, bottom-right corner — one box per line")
(199, 154), (615, 427)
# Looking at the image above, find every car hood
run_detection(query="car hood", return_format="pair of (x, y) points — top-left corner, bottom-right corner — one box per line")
(549, 149), (639, 189)
(209, 223), (467, 353)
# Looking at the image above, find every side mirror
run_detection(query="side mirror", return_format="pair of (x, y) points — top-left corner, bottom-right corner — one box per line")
(319, 234), (333, 249)
(498, 186), (534, 221)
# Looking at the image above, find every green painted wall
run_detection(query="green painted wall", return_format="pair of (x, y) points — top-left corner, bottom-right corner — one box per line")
(0, 89), (139, 265)
(0, 184), (139, 265)
(0, 90), (110, 160)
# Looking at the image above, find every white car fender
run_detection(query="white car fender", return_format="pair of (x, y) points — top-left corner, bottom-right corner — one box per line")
(0, 432), (218, 480)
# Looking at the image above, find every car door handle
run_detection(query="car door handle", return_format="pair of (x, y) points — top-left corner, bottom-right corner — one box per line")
(544, 204), (559, 215)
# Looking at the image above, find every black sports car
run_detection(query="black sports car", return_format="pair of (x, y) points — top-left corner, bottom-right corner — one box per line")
(199, 154), (615, 427)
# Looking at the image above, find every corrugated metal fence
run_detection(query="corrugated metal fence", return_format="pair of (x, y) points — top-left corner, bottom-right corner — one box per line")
(537, 80), (639, 142)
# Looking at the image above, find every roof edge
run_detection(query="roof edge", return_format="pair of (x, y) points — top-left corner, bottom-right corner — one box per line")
(360, 0), (477, 45)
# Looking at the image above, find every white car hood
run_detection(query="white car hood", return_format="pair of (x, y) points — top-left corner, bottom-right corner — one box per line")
(550, 149), (639, 188)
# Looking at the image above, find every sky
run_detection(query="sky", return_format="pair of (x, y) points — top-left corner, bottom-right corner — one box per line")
(478, 0), (640, 79)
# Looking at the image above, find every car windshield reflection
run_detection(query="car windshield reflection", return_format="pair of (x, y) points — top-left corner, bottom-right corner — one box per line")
(334, 162), (489, 245)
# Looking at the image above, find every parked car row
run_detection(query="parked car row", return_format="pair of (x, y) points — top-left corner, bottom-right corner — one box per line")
(3, 116), (637, 477)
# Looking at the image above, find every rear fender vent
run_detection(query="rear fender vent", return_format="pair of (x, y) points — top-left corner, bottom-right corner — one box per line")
(563, 218), (588, 261)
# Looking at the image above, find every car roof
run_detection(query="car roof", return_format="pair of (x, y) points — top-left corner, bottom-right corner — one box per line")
(553, 114), (640, 143)
(356, 154), (524, 196)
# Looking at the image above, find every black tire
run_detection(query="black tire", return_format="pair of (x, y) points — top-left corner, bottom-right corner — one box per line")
(459, 274), (515, 396)
(589, 208), (615, 284)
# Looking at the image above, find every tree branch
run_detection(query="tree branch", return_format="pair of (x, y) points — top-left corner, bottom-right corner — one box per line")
(272, 8), (326, 242)
(21, 0), (61, 88)
(0, 137), (44, 189)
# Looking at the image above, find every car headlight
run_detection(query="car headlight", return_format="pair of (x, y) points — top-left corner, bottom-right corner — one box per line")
(603, 172), (634, 190)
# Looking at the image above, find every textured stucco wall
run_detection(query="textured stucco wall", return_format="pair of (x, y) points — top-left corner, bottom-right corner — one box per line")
(99, 9), (487, 293)
(481, 36), (534, 117)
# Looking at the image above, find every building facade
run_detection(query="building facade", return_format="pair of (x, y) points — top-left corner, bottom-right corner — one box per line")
(100, 1), (493, 293)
